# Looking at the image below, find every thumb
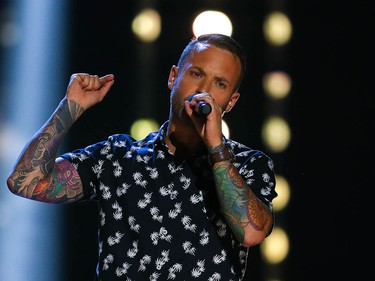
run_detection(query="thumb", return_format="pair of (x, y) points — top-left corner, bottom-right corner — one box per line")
(98, 74), (115, 99)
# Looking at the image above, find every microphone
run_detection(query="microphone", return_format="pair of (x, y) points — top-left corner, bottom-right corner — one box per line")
(196, 101), (212, 116)
(187, 94), (212, 116)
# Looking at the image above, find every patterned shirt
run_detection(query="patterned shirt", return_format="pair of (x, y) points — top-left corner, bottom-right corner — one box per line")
(61, 121), (277, 281)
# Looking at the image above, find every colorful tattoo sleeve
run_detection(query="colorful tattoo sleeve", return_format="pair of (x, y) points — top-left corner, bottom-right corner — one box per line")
(8, 99), (84, 203)
(213, 161), (269, 241)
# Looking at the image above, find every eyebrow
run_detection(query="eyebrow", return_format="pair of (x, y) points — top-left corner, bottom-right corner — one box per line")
(190, 66), (233, 87)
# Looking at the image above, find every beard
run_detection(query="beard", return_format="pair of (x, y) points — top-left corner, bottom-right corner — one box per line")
(170, 90), (196, 129)
(170, 85), (186, 117)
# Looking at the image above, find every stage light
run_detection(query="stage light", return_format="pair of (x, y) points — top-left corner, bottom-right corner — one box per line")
(192, 10), (233, 37)
(261, 4), (293, 281)
(261, 116), (291, 153)
(260, 226), (289, 264)
(130, 118), (160, 140)
(0, 1), (68, 280)
(132, 8), (161, 42)
(263, 11), (292, 46)
(222, 119), (230, 138)
(273, 175), (291, 212)
(263, 71), (291, 100)
(0, 14), (21, 47)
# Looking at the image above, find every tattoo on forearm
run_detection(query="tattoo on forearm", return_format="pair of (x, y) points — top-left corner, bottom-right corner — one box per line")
(10, 99), (84, 201)
(58, 99), (85, 125)
(214, 162), (268, 236)
(32, 161), (82, 202)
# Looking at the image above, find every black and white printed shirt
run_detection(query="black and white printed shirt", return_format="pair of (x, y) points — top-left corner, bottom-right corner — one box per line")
(62, 121), (277, 281)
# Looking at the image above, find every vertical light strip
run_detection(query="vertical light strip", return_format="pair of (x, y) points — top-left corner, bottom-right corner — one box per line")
(260, 1), (291, 280)
(0, 1), (68, 280)
(133, 1), (159, 118)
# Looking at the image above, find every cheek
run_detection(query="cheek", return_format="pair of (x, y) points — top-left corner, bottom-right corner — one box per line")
(170, 88), (185, 112)
(212, 95), (228, 106)
(178, 75), (198, 90)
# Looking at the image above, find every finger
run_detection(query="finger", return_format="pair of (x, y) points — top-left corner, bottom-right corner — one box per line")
(188, 93), (214, 105)
(96, 74), (115, 91)
(71, 73), (114, 93)
(91, 75), (101, 89)
(72, 73), (90, 88)
(98, 77), (115, 99)
(184, 101), (194, 115)
(77, 74), (85, 82)
(99, 74), (115, 83)
(80, 74), (99, 90)
(81, 75), (98, 90)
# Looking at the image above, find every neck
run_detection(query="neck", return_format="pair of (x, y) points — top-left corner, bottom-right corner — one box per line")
(164, 120), (205, 157)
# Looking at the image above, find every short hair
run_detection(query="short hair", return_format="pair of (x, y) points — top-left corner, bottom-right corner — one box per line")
(177, 33), (247, 92)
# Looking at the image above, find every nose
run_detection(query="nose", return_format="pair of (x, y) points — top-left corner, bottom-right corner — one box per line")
(196, 79), (211, 94)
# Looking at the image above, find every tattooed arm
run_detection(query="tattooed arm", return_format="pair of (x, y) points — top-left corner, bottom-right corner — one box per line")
(212, 159), (274, 247)
(7, 73), (115, 203)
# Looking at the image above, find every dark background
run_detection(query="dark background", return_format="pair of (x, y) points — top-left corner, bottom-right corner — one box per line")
(25, 1), (373, 280)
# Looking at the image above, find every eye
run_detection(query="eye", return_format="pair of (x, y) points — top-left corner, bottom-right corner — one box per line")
(217, 81), (228, 89)
(190, 70), (201, 78)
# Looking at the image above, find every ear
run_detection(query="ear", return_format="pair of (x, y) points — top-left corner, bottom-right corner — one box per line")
(168, 65), (178, 90)
(225, 92), (240, 113)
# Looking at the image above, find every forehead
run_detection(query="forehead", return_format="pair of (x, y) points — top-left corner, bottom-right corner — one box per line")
(186, 44), (241, 77)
